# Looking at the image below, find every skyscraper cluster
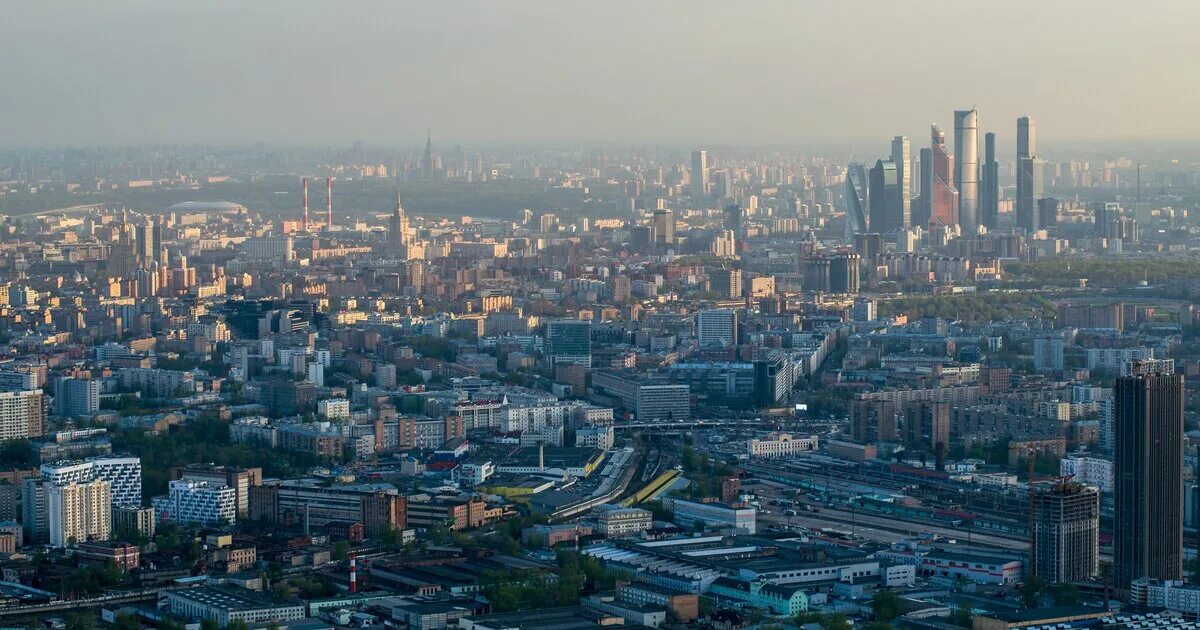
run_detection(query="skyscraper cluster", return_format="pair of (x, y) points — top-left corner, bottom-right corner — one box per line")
(848, 110), (1048, 240)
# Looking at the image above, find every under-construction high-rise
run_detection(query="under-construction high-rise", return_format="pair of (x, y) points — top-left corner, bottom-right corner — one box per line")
(1031, 481), (1100, 584)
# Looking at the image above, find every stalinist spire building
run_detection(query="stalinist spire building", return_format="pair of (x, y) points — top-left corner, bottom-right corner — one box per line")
(388, 187), (422, 260)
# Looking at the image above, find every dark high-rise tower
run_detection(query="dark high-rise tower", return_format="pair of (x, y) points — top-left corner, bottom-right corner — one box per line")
(1016, 117), (1042, 233)
(914, 147), (933, 229)
(844, 162), (869, 239)
(868, 159), (903, 233)
(980, 132), (1000, 230)
(1113, 362), (1184, 598)
(891, 136), (911, 229)
(691, 149), (710, 199)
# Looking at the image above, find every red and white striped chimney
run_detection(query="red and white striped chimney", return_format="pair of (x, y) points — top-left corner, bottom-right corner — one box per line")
(326, 177), (333, 228)
(302, 177), (309, 231)
(349, 552), (357, 593)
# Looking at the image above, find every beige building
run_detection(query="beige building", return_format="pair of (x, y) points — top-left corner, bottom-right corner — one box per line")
(747, 433), (819, 459)
(48, 479), (111, 547)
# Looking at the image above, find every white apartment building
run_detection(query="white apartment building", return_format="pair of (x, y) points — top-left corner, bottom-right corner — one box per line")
(0, 389), (45, 441)
(317, 398), (350, 420)
(501, 402), (578, 433)
(747, 433), (819, 459)
(1085, 347), (1154, 372)
(576, 425), (616, 450)
(697, 309), (737, 348)
(239, 236), (295, 262)
(41, 456), (142, 509)
(47, 479), (111, 547)
(1130, 579), (1200, 617)
(1060, 454), (1113, 493)
(153, 480), (237, 526)
(455, 461), (495, 486)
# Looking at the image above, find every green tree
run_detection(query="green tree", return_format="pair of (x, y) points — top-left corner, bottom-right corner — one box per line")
(65, 613), (94, 630)
(332, 541), (351, 561)
(951, 605), (973, 628)
(227, 620), (250, 630)
(1021, 576), (1043, 609)
(821, 614), (853, 630)
(114, 613), (139, 630)
(871, 590), (902, 622)
(200, 620), (220, 630)
(1051, 582), (1081, 606)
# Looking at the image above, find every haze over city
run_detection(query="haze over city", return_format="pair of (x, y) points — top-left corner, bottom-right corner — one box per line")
(2, 1), (1199, 148)
(5, 4), (1200, 630)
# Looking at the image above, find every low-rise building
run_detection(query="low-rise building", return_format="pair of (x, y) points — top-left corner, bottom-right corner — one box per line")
(522, 523), (593, 548)
(1130, 579), (1200, 618)
(164, 585), (305, 628)
(709, 577), (808, 616)
(746, 433), (819, 459)
(919, 550), (1022, 585)
(615, 582), (699, 623)
(576, 425), (615, 450)
(76, 541), (140, 571)
(592, 505), (653, 537)
(662, 498), (756, 534)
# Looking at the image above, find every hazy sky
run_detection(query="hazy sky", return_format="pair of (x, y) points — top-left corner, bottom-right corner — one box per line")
(2, 1), (1198, 149)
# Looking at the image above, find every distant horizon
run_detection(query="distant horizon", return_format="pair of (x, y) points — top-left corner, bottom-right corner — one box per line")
(2, 1), (1198, 149)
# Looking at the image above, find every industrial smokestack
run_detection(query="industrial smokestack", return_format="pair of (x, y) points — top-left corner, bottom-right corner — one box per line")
(539, 442), (545, 471)
(326, 177), (333, 228)
(302, 177), (309, 231)
(349, 553), (357, 593)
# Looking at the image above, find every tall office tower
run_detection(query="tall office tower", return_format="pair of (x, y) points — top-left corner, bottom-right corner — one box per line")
(891, 136), (911, 229)
(47, 479), (111, 547)
(691, 149), (710, 199)
(953, 110), (979, 232)
(844, 163), (869, 239)
(0, 389), (46, 440)
(652, 208), (675, 246)
(980, 132), (1000, 229)
(914, 148), (933, 228)
(56, 377), (100, 418)
(1031, 481), (1100, 584)
(1113, 362), (1184, 598)
(867, 159), (903, 233)
(1017, 156), (1045, 232)
(708, 268), (743, 299)
(926, 124), (959, 229)
(696, 309), (738, 347)
(1018, 116), (1036, 159)
(545, 320), (592, 367)
(1016, 116), (1042, 232)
